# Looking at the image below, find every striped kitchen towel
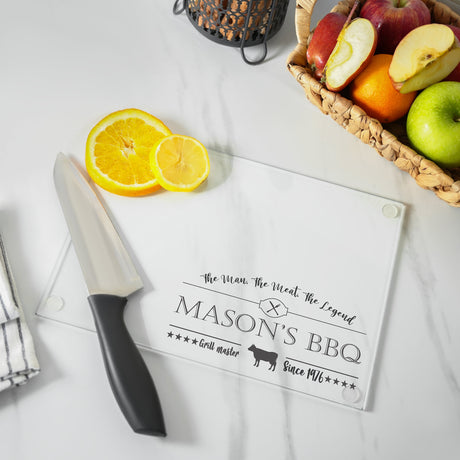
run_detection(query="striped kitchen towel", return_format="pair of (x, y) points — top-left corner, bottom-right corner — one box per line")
(0, 234), (40, 391)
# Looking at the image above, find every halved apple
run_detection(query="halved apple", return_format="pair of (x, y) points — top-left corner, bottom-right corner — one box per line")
(389, 23), (460, 94)
(306, 12), (348, 79)
(324, 17), (377, 92)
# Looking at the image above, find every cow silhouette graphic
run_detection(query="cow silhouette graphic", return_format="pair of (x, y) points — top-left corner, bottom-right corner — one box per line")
(248, 344), (278, 371)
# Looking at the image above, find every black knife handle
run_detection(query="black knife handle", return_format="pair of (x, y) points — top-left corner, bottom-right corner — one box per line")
(88, 294), (166, 437)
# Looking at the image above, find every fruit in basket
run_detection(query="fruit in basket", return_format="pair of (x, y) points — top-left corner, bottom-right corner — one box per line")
(324, 18), (377, 92)
(445, 25), (460, 82)
(86, 108), (172, 196)
(360, 0), (431, 54)
(389, 23), (460, 93)
(406, 81), (460, 168)
(306, 12), (347, 79)
(349, 54), (417, 123)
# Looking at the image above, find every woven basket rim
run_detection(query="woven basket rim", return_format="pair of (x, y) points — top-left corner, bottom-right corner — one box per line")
(287, 0), (460, 207)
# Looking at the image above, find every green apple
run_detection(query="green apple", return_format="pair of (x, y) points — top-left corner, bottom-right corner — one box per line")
(406, 81), (460, 168)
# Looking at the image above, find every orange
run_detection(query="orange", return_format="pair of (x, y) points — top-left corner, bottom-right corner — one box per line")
(349, 54), (417, 124)
(150, 135), (210, 192)
(86, 108), (172, 196)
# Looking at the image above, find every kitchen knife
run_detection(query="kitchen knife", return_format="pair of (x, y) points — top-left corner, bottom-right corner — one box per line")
(53, 153), (166, 437)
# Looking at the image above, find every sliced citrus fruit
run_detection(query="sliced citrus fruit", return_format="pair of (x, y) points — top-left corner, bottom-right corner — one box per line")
(86, 108), (172, 196)
(150, 135), (210, 192)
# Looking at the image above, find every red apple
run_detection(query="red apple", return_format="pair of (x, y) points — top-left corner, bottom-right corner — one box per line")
(360, 0), (431, 54)
(306, 12), (347, 79)
(445, 25), (460, 82)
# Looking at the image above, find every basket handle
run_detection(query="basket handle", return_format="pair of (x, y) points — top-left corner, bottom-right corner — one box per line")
(295, 0), (318, 46)
(240, 0), (278, 65)
(173, 0), (185, 14)
(286, 0), (317, 68)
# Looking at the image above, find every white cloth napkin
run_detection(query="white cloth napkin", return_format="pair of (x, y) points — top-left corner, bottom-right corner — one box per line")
(0, 234), (40, 391)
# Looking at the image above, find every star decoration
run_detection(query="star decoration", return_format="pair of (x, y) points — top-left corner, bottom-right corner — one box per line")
(167, 331), (173, 338)
(175, 333), (182, 340)
(184, 336), (190, 342)
(192, 338), (198, 345)
(319, 374), (357, 390)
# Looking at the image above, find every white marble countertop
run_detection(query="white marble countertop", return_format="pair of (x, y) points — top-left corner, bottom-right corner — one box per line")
(1, 0), (459, 458)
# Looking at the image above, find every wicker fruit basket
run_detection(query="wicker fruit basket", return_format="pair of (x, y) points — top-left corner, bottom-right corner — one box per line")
(287, 0), (460, 207)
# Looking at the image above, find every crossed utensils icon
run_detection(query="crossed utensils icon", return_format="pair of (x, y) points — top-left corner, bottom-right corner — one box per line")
(258, 298), (289, 318)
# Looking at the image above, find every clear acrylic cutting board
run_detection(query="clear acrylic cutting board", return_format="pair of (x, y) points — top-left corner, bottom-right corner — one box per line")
(37, 151), (405, 410)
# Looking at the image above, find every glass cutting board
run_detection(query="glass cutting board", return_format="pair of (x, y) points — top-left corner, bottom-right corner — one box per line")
(37, 151), (405, 410)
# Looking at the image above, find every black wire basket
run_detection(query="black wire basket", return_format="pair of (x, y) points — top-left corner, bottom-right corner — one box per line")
(173, 0), (290, 64)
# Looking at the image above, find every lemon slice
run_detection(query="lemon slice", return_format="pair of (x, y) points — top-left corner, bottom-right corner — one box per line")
(150, 135), (210, 192)
(86, 108), (172, 196)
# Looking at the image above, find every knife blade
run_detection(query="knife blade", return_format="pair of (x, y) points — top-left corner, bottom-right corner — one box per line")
(53, 153), (166, 437)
